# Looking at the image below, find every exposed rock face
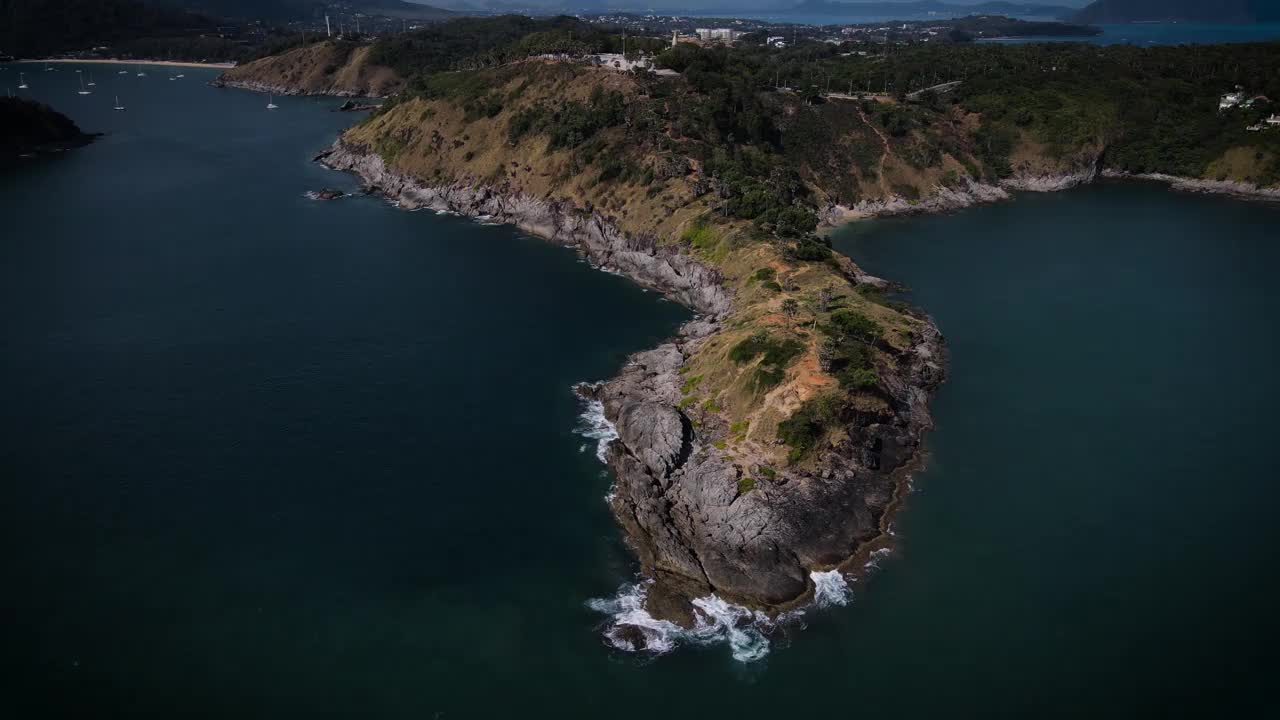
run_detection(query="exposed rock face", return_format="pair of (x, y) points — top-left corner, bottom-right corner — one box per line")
(591, 319), (943, 614)
(212, 78), (367, 98)
(823, 177), (1011, 221)
(318, 139), (944, 621)
(317, 142), (730, 316)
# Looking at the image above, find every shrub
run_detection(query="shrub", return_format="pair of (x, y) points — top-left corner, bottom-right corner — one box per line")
(777, 392), (846, 461)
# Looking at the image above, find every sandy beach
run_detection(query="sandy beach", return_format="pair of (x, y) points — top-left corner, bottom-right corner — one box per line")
(27, 58), (236, 69)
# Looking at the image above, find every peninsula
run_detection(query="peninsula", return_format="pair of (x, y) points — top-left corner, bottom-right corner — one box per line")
(220, 17), (1280, 637)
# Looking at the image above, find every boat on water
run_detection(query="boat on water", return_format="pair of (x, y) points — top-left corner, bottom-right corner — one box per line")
(267, 94), (279, 110)
(18, 72), (28, 89)
(77, 75), (91, 95)
(87, 73), (96, 87)
(113, 95), (125, 111)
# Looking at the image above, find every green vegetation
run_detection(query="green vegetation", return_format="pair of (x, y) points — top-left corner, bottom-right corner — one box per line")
(728, 333), (805, 390)
(776, 392), (846, 462)
(817, 309), (882, 392)
(507, 86), (627, 150)
(738, 476), (757, 494)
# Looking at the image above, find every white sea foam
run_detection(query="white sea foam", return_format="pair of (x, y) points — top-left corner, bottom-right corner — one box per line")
(573, 396), (618, 464)
(810, 569), (852, 608)
(588, 582), (773, 662)
(864, 547), (893, 571)
(587, 581), (684, 654)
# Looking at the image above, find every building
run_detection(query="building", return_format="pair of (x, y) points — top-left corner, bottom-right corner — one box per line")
(695, 28), (741, 43)
(1220, 92), (1245, 111)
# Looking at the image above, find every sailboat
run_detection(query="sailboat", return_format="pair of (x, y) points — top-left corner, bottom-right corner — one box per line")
(175, 73), (185, 79)
(117, 66), (128, 75)
(137, 65), (147, 77)
(267, 94), (279, 110)
(17, 72), (27, 89)
(44, 62), (54, 72)
(113, 95), (126, 111)
(77, 75), (91, 95)
(87, 73), (96, 87)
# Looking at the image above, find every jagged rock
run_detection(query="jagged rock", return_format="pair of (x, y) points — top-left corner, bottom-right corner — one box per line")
(336, 100), (380, 112)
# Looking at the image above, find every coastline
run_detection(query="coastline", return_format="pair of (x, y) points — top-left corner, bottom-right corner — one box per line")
(821, 163), (1278, 227)
(24, 58), (236, 69)
(212, 77), (377, 98)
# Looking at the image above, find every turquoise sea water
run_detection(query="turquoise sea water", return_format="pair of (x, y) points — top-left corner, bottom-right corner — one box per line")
(3, 64), (1278, 717)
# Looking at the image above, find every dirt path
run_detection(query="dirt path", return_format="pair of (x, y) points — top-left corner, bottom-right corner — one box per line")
(856, 105), (893, 197)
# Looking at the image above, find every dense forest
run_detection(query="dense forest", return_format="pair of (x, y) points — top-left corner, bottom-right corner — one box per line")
(352, 17), (1280, 238)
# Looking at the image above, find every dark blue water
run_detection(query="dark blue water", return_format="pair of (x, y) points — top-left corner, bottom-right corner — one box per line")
(979, 22), (1280, 44)
(4, 64), (1279, 717)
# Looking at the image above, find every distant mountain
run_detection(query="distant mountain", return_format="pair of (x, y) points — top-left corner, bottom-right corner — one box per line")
(1073, 0), (1280, 23)
(786, 1), (1078, 20)
(150, 0), (454, 22)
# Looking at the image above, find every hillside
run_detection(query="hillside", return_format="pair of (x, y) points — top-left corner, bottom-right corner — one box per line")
(214, 40), (404, 97)
(264, 18), (1280, 626)
(1, 97), (95, 166)
(1073, 0), (1280, 23)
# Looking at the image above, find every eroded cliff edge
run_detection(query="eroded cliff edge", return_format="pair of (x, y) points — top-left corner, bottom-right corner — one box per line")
(318, 135), (944, 626)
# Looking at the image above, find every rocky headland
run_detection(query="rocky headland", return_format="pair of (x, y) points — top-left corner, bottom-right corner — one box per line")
(1, 97), (96, 168)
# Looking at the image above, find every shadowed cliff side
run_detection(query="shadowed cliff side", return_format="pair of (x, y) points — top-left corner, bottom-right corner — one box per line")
(1, 97), (96, 169)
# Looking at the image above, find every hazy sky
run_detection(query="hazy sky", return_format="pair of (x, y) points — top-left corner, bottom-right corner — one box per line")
(412, 0), (1095, 11)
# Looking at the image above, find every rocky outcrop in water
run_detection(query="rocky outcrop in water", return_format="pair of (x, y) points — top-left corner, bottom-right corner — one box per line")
(317, 140), (945, 626)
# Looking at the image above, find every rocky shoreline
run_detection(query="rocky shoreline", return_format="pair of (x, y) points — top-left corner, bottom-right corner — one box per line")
(210, 78), (371, 98)
(317, 140), (947, 635)
(822, 160), (1277, 225)
(1100, 170), (1280, 202)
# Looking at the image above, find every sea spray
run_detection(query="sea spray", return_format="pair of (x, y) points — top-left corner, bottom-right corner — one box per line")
(588, 582), (772, 662)
(864, 547), (893, 571)
(573, 392), (618, 465)
(810, 570), (852, 608)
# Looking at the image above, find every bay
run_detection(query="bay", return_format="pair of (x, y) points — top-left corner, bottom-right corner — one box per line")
(3, 63), (1277, 717)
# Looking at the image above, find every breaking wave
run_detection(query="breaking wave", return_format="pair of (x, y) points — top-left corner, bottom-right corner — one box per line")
(588, 581), (772, 663)
(810, 569), (852, 608)
(573, 395), (618, 465)
(590, 553), (895, 663)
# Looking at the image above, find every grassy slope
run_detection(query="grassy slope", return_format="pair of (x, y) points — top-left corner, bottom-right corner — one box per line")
(343, 63), (926, 472)
(221, 41), (403, 96)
